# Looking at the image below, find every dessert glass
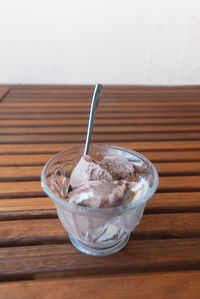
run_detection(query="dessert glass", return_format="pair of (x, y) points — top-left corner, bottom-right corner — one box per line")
(41, 144), (158, 256)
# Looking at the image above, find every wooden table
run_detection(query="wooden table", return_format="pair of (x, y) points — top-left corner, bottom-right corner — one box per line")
(0, 85), (200, 298)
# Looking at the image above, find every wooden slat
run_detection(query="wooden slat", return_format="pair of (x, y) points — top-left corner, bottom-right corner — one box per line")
(0, 143), (78, 154)
(0, 181), (42, 194)
(0, 197), (54, 212)
(158, 176), (200, 192)
(1, 132), (200, 143)
(9, 93), (200, 99)
(0, 166), (42, 179)
(0, 151), (200, 168)
(147, 192), (200, 213)
(2, 124), (200, 134)
(2, 101), (200, 107)
(0, 213), (199, 246)
(0, 141), (200, 154)
(1, 112), (200, 119)
(0, 162), (200, 181)
(0, 181), (43, 198)
(6, 97), (200, 103)
(135, 213), (200, 239)
(0, 192), (200, 217)
(147, 150), (200, 162)
(1, 117), (200, 126)
(5, 107), (200, 114)
(0, 218), (66, 246)
(0, 271), (199, 299)
(0, 154), (52, 166)
(155, 162), (200, 175)
(0, 239), (200, 280)
(0, 176), (199, 197)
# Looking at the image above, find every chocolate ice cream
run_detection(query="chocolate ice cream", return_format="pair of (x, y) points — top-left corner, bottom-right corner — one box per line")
(67, 154), (148, 208)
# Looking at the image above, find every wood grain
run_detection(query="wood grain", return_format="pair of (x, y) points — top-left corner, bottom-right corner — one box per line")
(0, 192), (200, 217)
(0, 176), (199, 197)
(0, 161), (199, 180)
(0, 239), (200, 280)
(155, 162), (200, 175)
(2, 124), (200, 134)
(2, 112), (200, 120)
(147, 192), (200, 212)
(1, 132), (200, 143)
(1, 117), (200, 126)
(2, 101), (200, 107)
(0, 154), (52, 166)
(2, 102), (200, 108)
(0, 141), (200, 154)
(0, 271), (200, 299)
(0, 197), (54, 212)
(0, 213), (199, 246)
(0, 166), (43, 179)
(0, 152), (200, 168)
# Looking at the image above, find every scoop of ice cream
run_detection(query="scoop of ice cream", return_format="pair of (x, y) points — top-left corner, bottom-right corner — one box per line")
(101, 155), (134, 180)
(68, 180), (134, 208)
(69, 154), (134, 188)
(67, 153), (147, 209)
(69, 155), (113, 188)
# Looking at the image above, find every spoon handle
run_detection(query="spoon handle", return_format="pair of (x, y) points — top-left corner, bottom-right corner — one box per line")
(84, 84), (103, 155)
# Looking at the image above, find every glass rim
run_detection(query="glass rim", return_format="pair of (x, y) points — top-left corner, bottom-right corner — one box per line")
(41, 144), (159, 215)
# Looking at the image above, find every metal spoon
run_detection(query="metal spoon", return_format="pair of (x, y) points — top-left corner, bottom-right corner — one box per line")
(67, 84), (103, 194)
(84, 84), (103, 155)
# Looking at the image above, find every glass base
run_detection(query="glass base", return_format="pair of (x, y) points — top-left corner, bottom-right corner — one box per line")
(68, 232), (130, 256)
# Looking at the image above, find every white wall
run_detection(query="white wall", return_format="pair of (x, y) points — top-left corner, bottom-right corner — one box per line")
(0, 0), (200, 85)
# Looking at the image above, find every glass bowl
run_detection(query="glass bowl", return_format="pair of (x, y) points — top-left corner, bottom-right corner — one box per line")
(41, 144), (158, 256)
